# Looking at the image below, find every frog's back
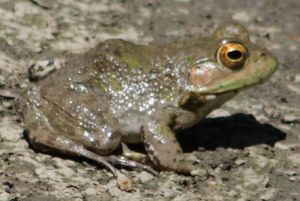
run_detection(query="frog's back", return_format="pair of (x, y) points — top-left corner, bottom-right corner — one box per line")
(20, 39), (186, 143)
(60, 39), (184, 118)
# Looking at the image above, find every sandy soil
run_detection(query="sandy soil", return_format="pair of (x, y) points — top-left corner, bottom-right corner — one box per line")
(0, 0), (299, 200)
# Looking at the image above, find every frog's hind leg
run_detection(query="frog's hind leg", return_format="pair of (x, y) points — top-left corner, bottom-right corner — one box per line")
(21, 87), (155, 179)
(30, 128), (120, 176)
(25, 119), (157, 177)
(20, 88), (120, 177)
(22, 112), (119, 177)
(25, 122), (135, 190)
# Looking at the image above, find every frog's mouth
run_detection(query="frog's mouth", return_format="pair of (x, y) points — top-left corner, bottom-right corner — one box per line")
(203, 90), (241, 101)
(202, 89), (239, 101)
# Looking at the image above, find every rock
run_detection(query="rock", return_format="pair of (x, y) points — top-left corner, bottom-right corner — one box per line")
(0, 117), (23, 141)
(136, 171), (154, 183)
(294, 74), (300, 83)
(191, 169), (207, 178)
(232, 11), (251, 22)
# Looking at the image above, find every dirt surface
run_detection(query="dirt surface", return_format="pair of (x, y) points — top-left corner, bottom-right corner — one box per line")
(0, 0), (299, 200)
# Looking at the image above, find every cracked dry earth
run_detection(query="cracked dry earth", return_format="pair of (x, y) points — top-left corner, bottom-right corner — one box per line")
(0, 0), (299, 200)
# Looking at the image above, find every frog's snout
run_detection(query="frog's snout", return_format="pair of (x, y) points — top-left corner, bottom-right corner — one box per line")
(255, 50), (278, 83)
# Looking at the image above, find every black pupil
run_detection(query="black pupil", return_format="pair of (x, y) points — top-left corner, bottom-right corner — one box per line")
(227, 50), (242, 60)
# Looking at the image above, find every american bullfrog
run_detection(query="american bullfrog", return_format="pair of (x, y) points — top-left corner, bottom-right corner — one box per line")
(20, 22), (277, 177)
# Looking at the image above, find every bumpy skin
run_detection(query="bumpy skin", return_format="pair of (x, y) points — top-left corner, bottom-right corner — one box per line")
(20, 22), (278, 173)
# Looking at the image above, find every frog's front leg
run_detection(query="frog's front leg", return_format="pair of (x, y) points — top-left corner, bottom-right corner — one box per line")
(142, 119), (197, 174)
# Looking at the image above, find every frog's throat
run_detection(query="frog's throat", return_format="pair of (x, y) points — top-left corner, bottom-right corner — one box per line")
(178, 90), (238, 107)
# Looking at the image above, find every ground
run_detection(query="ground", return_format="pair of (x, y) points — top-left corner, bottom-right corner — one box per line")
(0, 0), (299, 200)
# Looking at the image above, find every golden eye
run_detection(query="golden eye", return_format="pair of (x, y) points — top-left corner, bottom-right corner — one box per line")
(217, 42), (247, 69)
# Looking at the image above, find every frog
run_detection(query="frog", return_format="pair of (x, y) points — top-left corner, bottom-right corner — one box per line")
(20, 22), (278, 178)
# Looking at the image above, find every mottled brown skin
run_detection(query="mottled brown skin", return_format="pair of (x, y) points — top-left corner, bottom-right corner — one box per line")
(20, 22), (278, 174)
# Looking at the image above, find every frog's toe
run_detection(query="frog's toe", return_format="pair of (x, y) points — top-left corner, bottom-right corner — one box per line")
(121, 143), (147, 163)
(107, 155), (158, 176)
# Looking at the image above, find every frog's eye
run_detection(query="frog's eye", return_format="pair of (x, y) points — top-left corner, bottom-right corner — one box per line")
(217, 42), (247, 69)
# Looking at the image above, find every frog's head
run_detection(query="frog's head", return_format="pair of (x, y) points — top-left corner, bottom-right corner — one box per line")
(187, 22), (278, 96)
